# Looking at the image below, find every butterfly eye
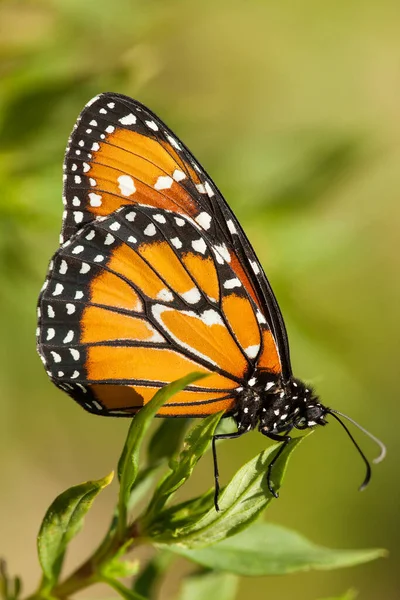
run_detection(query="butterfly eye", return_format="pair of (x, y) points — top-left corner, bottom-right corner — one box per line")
(307, 406), (323, 421)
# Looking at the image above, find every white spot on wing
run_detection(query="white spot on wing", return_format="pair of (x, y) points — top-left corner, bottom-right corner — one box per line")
(66, 303), (76, 314)
(80, 262), (91, 274)
(50, 351), (62, 363)
(244, 344), (260, 359)
(118, 175), (136, 196)
(173, 169), (186, 182)
(223, 278), (241, 289)
(192, 238), (207, 254)
(181, 288), (201, 304)
(63, 330), (74, 344)
(119, 113), (137, 125)
(146, 120), (158, 131)
(167, 135), (181, 150)
(250, 260), (260, 275)
(195, 212), (212, 230)
(89, 192), (102, 207)
(227, 219), (237, 234)
(256, 310), (267, 325)
(157, 288), (174, 302)
(201, 309), (223, 326)
(53, 283), (64, 296)
(104, 233), (115, 245)
(204, 181), (214, 197)
(154, 176), (173, 190)
(153, 214), (166, 224)
(144, 223), (156, 236)
(214, 243), (231, 263)
(170, 237), (182, 249)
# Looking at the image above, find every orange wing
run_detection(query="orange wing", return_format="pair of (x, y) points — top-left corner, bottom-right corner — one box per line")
(37, 204), (280, 416)
(62, 93), (289, 371)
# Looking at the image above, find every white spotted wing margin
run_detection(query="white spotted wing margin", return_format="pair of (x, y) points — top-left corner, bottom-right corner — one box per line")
(37, 204), (270, 416)
(61, 92), (290, 380)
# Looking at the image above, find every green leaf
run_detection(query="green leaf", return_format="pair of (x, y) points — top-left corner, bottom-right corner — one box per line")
(142, 411), (223, 529)
(37, 472), (113, 588)
(176, 571), (238, 600)
(126, 466), (160, 514)
(103, 577), (147, 600)
(168, 522), (386, 575)
(132, 551), (174, 599)
(156, 436), (303, 546)
(147, 418), (191, 465)
(117, 373), (207, 535)
(149, 490), (215, 535)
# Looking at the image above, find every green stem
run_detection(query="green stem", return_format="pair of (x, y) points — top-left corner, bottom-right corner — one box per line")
(23, 523), (144, 600)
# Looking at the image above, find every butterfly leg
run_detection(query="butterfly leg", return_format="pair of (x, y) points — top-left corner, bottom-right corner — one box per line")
(265, 432), (292, 498)
(212, 431), (244, 511)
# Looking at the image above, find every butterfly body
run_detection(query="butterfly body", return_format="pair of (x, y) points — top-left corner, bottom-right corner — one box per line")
(37, 93), (385, 504)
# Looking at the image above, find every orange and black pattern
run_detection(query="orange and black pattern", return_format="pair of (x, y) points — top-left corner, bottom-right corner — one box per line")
(37, 93), (289, 417)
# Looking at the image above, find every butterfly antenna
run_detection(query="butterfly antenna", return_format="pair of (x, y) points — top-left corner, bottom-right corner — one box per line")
(327, 410), (385, 491)
(329, 409), (386, 463)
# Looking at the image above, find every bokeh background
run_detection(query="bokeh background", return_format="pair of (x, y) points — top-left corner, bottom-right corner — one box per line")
(1, 1), (399, 599)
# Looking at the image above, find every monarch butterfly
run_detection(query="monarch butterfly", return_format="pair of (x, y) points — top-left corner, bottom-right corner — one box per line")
(37, 92), (385, 509)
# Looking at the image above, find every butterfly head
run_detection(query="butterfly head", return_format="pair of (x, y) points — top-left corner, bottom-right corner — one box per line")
(258, 375), (386, 494)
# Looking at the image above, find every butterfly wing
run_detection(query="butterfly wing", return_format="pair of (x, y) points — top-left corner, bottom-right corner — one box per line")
(62, 93), (291, 379)
(37, 203), (281, 416)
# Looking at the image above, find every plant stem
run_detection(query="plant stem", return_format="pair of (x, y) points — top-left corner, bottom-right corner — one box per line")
(23, 523), (145, 600)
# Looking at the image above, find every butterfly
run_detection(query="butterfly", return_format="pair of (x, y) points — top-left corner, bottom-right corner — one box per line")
(37, 92), (385, 509)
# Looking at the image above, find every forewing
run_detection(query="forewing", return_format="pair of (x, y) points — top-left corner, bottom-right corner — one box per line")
(62, 93), (289, 377)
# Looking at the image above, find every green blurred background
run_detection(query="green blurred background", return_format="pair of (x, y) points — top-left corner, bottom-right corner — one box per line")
(1, 1), (399, 598)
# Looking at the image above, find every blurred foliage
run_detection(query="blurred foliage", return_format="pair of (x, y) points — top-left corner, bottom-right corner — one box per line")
(0, 1), (399, 599)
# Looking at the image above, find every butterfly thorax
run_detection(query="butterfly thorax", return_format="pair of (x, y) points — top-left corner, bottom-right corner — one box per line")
(233, 375), (327, 437)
